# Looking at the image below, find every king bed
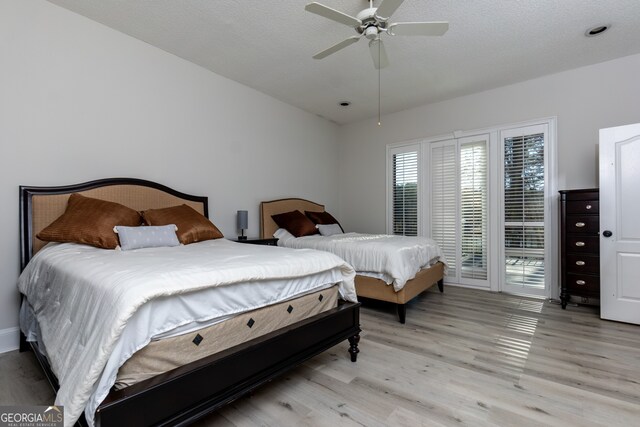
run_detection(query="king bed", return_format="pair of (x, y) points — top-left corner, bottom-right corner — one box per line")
(260, 198), (446, 324)
(18, 178), (361, 427)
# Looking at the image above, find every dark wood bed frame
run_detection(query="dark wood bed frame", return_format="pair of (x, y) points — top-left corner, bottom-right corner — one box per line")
(19, 178), (361, 427)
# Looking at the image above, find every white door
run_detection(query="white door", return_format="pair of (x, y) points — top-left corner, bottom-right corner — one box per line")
(600, 123), (640, 324)
(500, 124), (550, 297)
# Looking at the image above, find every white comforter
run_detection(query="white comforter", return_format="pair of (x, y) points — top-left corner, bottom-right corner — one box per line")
(18, 239), (357, 427)
(276, 230), (447, 291)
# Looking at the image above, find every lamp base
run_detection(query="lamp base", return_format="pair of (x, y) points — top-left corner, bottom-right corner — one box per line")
(237, 235), (247, 240)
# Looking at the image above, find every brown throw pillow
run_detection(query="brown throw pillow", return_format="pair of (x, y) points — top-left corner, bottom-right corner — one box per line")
(305, 210), (344, 232)
(142, 204), (223, 244)
(271, 210), (319, 237)
(37, 193), (142, 249)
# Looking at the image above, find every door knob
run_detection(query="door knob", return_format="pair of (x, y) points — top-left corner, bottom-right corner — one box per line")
(603, 230), (612, 237)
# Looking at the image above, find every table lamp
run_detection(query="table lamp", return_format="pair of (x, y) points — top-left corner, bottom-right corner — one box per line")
(237, 210), (248, 240)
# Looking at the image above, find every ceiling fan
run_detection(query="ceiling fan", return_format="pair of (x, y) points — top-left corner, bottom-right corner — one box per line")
(305, 0), (449, 69)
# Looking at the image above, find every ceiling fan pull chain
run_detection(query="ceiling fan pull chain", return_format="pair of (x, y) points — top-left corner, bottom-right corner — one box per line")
(378, 37), (381, 126)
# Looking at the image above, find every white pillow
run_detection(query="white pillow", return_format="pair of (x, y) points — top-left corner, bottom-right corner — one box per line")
(274, 227), (296, 244)
(317, 223), (344, 236)
(114, 224), (180, 251)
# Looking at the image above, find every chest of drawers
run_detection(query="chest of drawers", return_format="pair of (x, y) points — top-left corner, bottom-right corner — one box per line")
(559, 189), (600, 308)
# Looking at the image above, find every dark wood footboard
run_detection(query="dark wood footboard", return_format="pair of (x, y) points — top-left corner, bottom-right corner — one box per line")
(28, 302), (360, 427)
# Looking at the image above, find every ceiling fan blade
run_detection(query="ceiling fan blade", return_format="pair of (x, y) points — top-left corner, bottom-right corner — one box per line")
(375, 0), (404, 20)
(305, 2), (362, 27)
(369, 39), (389, 69)
(388, 21), (449, 36)
(313, 36), (361, 59)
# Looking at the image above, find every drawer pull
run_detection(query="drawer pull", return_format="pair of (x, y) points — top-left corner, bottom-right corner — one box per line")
(586, 204), (592, 210)
(576, 280), (586, 286)
(575, 222), (585, 228)
(575, 241), (585, 247)
(575, 260), (585, 266)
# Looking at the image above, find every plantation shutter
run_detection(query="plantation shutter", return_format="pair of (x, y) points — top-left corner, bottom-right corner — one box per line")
(430, 142), (457, 277)
(504, 132), (545, 288)
(391, 149), (418, 236)
(460, 140), (488, 280)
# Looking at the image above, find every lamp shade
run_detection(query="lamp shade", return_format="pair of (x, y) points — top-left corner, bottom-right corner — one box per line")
(237, 210), (248, 230)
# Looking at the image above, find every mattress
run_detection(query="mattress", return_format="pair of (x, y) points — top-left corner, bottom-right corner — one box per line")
(274, 229), (447, 291)
(18, 239), (357, 426)
(115, 285), (338, 388)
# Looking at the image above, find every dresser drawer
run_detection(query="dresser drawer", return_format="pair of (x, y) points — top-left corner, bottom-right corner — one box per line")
(566, 273), (599, 295)
(566, 236), (599, 254)
(566, 200), (599, 214)
(566, 254), (600, 274)
(566, 215), (599, 234)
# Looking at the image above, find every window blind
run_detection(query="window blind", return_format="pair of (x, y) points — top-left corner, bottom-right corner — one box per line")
(392, 151), (418, 236)
(504, 133), (545, 288)
(460, 141), (488, 280)
(430, 143), (457, 277)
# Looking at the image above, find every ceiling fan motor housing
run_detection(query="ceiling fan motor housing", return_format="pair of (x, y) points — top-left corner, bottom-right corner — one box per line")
(356, 7), (387, 39)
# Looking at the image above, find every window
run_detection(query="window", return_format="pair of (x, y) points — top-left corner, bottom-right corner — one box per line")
(460, 139), (488, 280)
(388, 145), (419, 236)
(501, 124), (548, 295)
(429, 141), (458, 277)
(387, 118), (555, 297)
(429, 136), (489, 285)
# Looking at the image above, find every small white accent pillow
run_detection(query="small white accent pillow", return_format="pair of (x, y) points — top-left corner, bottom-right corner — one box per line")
(114, 225), (180, 251)
(274, 228), (296, 244)
(317, 223), (344, 236)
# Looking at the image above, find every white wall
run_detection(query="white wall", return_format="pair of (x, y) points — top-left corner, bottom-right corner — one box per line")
(0, 0), (339, 346)
(337, 53), (640, 234)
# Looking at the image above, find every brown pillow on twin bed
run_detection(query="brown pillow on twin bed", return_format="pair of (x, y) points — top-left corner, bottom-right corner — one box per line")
(271, 210), (319, 237)
(305, 210), (345, 232)
(142, 204), (223, 244)
(36, 193), (142, 249)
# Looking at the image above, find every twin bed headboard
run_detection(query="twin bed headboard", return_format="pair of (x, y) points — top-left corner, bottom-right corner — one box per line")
(259, 198), (325, 239)
(20, 178), (208, 270)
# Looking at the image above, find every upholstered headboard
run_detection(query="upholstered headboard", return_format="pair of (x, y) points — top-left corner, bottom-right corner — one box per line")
(20, 178), (208, 270)
(260, 198), (324, 239)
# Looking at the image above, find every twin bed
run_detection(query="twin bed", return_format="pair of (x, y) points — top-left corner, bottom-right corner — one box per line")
(18, 178), (361, 427)
(260, 198), (446, 324)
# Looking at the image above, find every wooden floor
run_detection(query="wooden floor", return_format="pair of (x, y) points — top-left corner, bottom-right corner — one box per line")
(2, 286), (639, 426)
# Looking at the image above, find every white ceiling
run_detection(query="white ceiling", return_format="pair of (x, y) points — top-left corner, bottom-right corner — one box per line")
(46, 0), (640, 125)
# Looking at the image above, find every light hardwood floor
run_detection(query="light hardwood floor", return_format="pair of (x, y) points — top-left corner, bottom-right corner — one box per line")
(2, 286), (639, 426)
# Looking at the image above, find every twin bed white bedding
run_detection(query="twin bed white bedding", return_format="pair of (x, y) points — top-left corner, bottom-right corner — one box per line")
(18, 238), (357, 427)
(274, 229), (447, 291)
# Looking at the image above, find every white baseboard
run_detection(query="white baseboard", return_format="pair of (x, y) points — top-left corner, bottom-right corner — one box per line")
(0, 327), (20, 354)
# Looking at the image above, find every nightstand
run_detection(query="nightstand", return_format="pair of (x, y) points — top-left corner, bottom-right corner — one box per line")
(233, 237), (279, 246)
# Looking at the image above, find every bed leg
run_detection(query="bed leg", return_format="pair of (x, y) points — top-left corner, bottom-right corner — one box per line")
(19, 331), (30, 353)
(437, 279), (444, 293)
(397, 304), (406, 324)
(348, 334), (360, 362)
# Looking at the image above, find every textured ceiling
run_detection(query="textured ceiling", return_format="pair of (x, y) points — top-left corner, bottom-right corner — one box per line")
(47, 0), (640, 125)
